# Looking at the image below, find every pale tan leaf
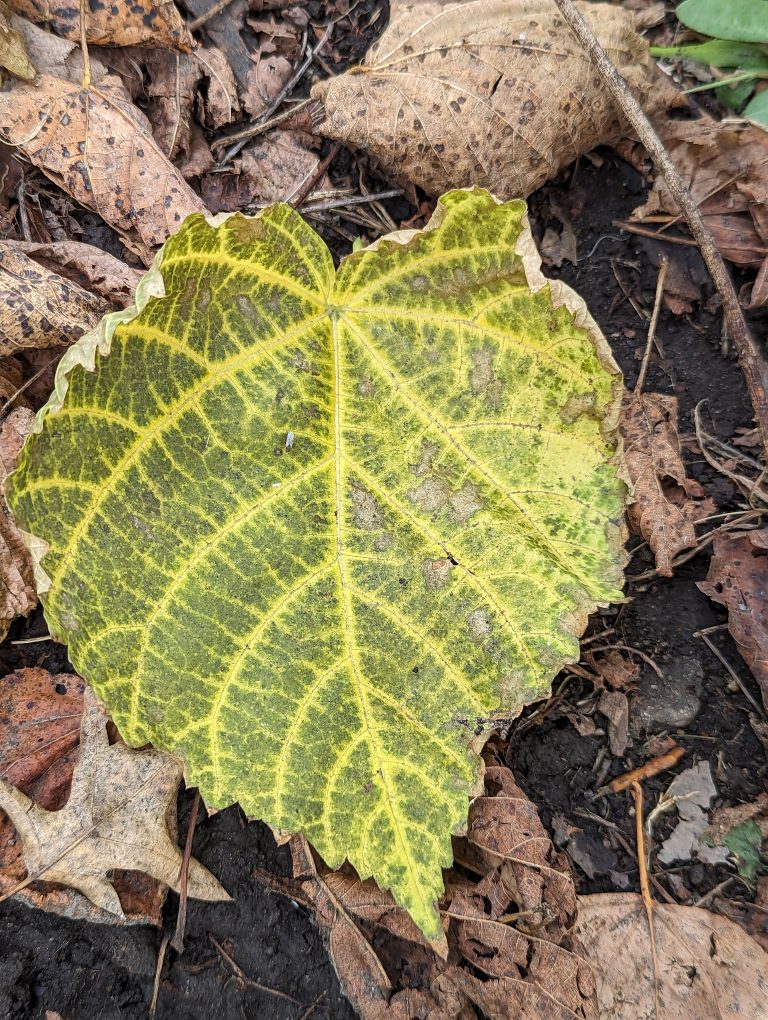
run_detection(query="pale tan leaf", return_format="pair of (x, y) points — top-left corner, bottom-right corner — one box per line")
(196, 44), (240, 130)
(0, 407), (37, 640)
(0, 687), (230, 916)
(144, 49), (201, 160)
(239, 131), (326, 205)
(8, 239), (143, 308)
(311, 0), (676, 199)
(0, 74), (208, 263)
(10, 10), (108, 82)
(6, 0), (192, 49)
(575, 892), (768, 1020)
(620, 392), (698, 576)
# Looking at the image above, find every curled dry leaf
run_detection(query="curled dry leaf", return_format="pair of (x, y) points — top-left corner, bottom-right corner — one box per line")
(6, 0), (192, 50)
(0, 242), (109, 354)
(698, 528), (768, 712)
(0, 686), (230, 919)
(311, 0), (676, 200)
(634, 116), (768, 308)
(576, 892), (768, 1020)
(0, 74), (207, 264)
(620, 391), (698, 576)
(0, 408), (36, 640)
(0, 0), (33, 79)
(8, 239), (142, 308)
(268, 764), (596, 1019)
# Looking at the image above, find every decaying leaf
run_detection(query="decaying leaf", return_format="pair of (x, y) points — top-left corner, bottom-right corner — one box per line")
(8, 239), (142, 308)
(0, 667), (189, 925)
(0, 241), (109, 353)
(634, 116), (768, 307)
(9, 191), (627, 938)
(311, 0), (676, 200)
(620, 391), (698, 576)
(657, 761), (727, 866)
(0, 74), (207, 263)
(576, 892), (768, 1019)
(0, 408), (36, 641)
(266, 764), (597, 1019)
(597, 688), (628, 756)
(240, 131), (327, 205)
(10, 9), (108, 82)
(0, 0), (34, 79)
(196, 45), (240, 130)
(6, 0), (192, 50)
(698, 528), (768, 711)
(143, 49), (202, 161)
(0, 686), (229, 917)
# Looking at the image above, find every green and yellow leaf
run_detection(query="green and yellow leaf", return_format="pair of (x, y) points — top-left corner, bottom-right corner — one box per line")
(8, 190), (626, 939)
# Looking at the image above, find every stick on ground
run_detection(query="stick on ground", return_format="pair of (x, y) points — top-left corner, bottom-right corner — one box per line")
(552, 0), (768, 454)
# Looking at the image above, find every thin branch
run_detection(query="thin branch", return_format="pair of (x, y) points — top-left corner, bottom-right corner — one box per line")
(552, 0), (768, 454)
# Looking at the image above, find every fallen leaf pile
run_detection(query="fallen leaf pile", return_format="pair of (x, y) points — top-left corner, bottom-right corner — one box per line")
(633, 116), (768, 308)
(0, 685), (230, 920)
(698, 527), (768, 711)
(311, 0), (679, 200)
(263, 762), (598, 1019)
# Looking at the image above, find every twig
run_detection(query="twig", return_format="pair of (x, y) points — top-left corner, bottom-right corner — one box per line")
(695, 629), (767, 719)
(213, 97), (316, 153)
(187, 0), (236, 32)
(631, 781), (660, 1020)
(218, 22), (333, 163)
(0, 352), (64, 419)
(614, 220), (699, 247)
(634, 257), (669, 395)
(78, 0), (91, 89)
(300, 189), (402, 214)
(596, 643), (665, 679)
(289, 143), (341, 207)
(553, 0), (768, 454)
(16, 176), (31, 242)
(693, 401), (768, 505)
(171, 788), (201, 953)
(209, 937), (304, 1007)
(596, 744), (686, 796)
(149, 931), (170, 1020)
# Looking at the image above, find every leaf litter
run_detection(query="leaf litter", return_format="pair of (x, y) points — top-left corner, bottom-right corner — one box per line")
(0, 0), (762, 1011)
(0, 686), (230, 919)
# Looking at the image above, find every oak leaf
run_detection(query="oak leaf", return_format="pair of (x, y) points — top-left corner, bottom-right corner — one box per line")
(6, 0), (192, 50)
(0, 686), (229, 917)
(620, 392), (698, 576)
(0, 74), (208, 264)
(576, 892), (768, 1019)
(311, 0), (675, 200)
(9, 191), (626, 938)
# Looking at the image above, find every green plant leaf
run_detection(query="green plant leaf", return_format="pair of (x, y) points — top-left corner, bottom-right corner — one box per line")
(651, 39), (768, 68)
(744, 87), (768, 123)
(8, 190), (626, 939)
(676, 0), (768, 43)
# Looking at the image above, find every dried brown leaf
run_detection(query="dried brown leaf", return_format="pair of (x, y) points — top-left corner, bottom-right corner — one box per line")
(621, 391), (698, 576)
(585, 649), (640, 690)
(636, 116), (768, 307)
(698, 528), (768, 711)
(576, 892), (768, 1019)
(8, 239), (142, 307)
(275, 763), (596, 1019)
(6, 0), (192, 49)
(0, 686), (230, 919)
(195, 45), (240, 130)
(10, 11), (108, 83)
(240, 131), (326, 205)
(597, 689), (629, 756)
(0, 0), (33, 79)
(244, 50), (292, 119)
(311, 0), (676, 200)
(0, 241), (107, 353)
(143, 49), (201, 160)
(0, 407), (37, 639)
(0, 74), (208, 264)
